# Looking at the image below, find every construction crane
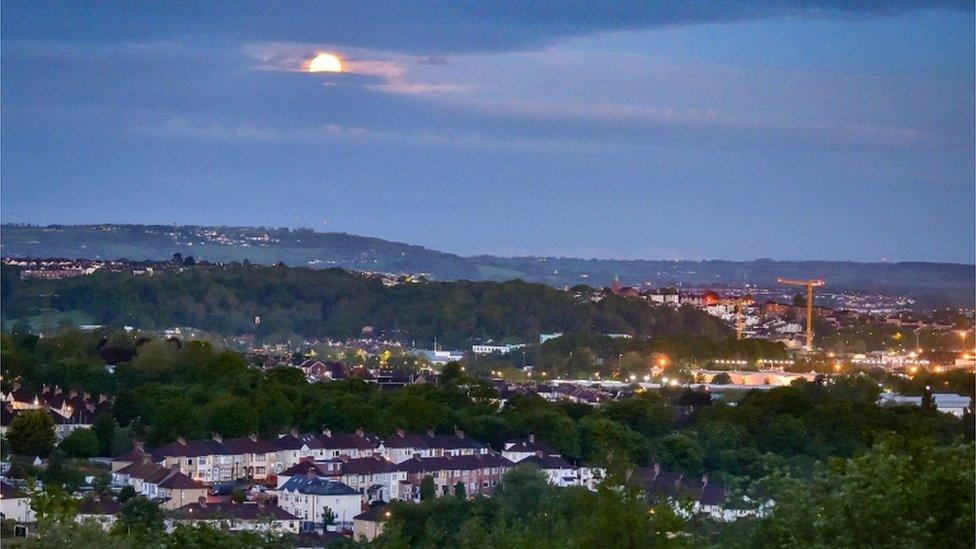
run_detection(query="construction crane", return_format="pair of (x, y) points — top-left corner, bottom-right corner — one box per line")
(777, 278), (825, 351)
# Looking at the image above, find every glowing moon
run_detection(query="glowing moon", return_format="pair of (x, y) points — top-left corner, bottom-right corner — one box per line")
(308, 53), (343, 73)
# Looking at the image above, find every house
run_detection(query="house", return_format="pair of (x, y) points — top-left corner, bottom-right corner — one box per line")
(501, 435), (559, 462)
(112, 459), (208, 510)
(353, 505), (389, 542)
(112, 443), (150, 472)
(421, 429), (488, 458)
(76, 495), (122, 530)
(156, 470), (211, 510)
(379, 429), (429, 464)
(216, 434), (282, 480)
(394, 453), (514, 500)
(277, 455), (405, 504)
(317, 429), (381, 459)
(276, 476), (362, 529)
(52, 405), (96, 441)
(0, 481), (34, 523)
(637, 465), (767, 522)
(169, 501), (300, 533)
(276, 432), (329, 468)
(517, 453), (580, 488)
(150, 438), (229, 483)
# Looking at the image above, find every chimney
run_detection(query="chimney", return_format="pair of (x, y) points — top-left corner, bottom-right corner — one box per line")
(528, 434), (535, 444)
(396, 428), (405, 437)
(99, 394), (109, 404)
(412, 452), (422, 460)
(134, 440), (145, 452)
(177, 436), (187, 445)
(355, 428), (364, 438)
(212, 432), (222, 443)
(69, 389), (78, 399)
(426, 429), (435, 438)
(305, 466), (318, 478)
(249, 433), (258, 442)
(701, 474), (709, 487)
(197, 496), (207, 506)
(290, 428), (299, 438)
(653, 462), (660, 478)
(322, 428), (332, 438)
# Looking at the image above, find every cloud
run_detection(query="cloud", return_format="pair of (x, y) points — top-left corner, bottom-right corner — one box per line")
(4, 2), (970, 55)
(244, 42), (476, 95)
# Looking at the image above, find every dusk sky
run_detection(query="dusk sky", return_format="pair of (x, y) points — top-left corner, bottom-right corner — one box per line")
(2, 2), (973, 263)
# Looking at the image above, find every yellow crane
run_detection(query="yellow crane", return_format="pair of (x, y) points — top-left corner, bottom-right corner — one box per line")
(777, 278), (825, 351)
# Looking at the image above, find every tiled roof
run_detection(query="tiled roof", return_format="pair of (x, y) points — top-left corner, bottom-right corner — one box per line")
(78, 497), (123, 515)
(318, 431), (380, 451)
(117, 461), (169, 480)
(422, 433), (485, 451)
(504, 438), (558, 455)
(0, 481), (24, 498)
(382, 431), (428, 449)
(395, 453), (514, 474)
(157, 471), (204, 489)
(221, 437), (279, 454)
(113, 447), (150, 462)
(279, 476), (360, 496)
(150, 439), (228, 460)
(170, 502), (298, 521)
(518, 454), (573, 469)
(337, 455), (396, 475)
(275, 433), (325, 450)
(279, 461), (331, 478)
(354, 504), (389, 522)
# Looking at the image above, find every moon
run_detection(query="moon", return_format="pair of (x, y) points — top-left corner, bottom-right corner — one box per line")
(308, 53), (343, 73)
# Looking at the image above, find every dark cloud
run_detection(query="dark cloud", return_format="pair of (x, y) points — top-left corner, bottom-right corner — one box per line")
(2, 1), (970, 54)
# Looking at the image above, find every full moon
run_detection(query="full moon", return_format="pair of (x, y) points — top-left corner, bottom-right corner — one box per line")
(308, 53), (342, 73)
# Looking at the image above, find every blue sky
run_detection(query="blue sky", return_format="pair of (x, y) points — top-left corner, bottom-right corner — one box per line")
(2, 1), (973, 262)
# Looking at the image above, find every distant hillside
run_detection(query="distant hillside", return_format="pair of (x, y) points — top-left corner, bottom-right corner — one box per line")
(0, 263), (731, 347)
(2, 224), (973, 306)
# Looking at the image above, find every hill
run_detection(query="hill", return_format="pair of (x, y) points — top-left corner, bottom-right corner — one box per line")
(0, 263), (731, 347)
(2, 224), (973, 306)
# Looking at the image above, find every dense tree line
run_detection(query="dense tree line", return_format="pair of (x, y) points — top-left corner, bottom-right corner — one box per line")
(1, 264), (731, 347)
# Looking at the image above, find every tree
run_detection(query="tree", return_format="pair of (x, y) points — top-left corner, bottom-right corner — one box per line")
(454, 482), (466, 499)
(712, 372), (732, 385)
(91, 413), (118, 456)
(30, 484), (79, 522)
(117, 485), (137, 504)
(322, 505), (336, 529)
(113, 496), (165, 538)
(921, 386), (937, 413)
(420, 476), (436, 500)
(656, 432), (705, 475)
(753, 441), (975, 548)
(59, 428), (99, 458)
(7, 409), (56, 457)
